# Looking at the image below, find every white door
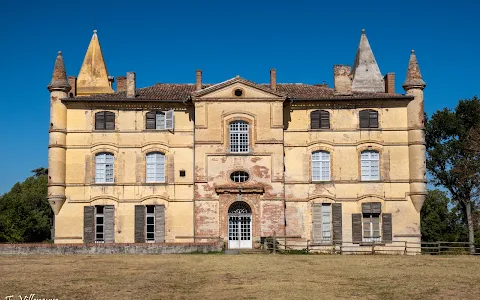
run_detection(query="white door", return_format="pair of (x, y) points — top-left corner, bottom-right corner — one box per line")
(228, 213), (252, 249)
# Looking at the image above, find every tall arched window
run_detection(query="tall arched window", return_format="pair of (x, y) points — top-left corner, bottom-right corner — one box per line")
(146, 152), (166, 183)
(95, 152), (114, 183)
(312, 151), (330, 181)
(359, 110), (378, 128)
(229, 121), (249, 153)
(95, 111), (115, 130)
(311, 110), (330, 129)
(360, 150), (380, 181)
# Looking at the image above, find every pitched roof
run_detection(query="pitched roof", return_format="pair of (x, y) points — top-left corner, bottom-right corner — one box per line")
(192, 76), (286, 97)
(351, 29), (385, 93)
(47, 51), (70, 92)
(403, 50), (426, 90)
(63, 82), (411, 102)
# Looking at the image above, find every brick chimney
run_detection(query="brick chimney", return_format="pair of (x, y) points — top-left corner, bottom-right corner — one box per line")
(68, 76), (77, 97)
(196, 70), (202, 91)
(126, 72), (136, 98)
(270, 68), (277, 91)
(334, 65), (352, 95)
(384, 73), (395, 95)
(116, 76), (127, 92)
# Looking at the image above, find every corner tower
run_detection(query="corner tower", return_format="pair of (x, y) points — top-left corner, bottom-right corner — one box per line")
(47, 51), (71, 215)
(76, 30), (114, 95)
(403, 50), (427, 213)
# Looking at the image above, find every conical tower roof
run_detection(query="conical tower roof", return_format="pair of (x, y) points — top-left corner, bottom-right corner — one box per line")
(403, 50), (426, 90)
(77, 30), (114, 95)
(351, 29), (385, 93)
(47, 51), (71, 92)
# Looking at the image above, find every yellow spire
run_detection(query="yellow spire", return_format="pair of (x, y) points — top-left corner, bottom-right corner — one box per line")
(76, 30), (114, 95)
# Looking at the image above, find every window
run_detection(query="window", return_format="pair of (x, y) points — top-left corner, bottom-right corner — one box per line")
(311, 110), (330, 129)
(95, 153), (114, 183)
(359, 109), (378, 128)
(361, 150), (380, 181)
(95, 111), (115, 130)
(146, 152), (165, 183)
(312, 204), (332, 243)
(146, 205), (155, 242)
(234, 89), (244, 97)
(312, 151), (330, 181)
(146, 110), (174, 130)
(95, 206), (105, 243)
(229, 121), (249, 153)
(363, 214), (381, 243)
(230, 171), (249, 183)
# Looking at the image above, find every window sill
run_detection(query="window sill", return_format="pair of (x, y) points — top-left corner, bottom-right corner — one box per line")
(309, 128), (332, 131)
(92, 183), (116, 186)
(144, 182), (168, 185)
(311, 180), (333, 184)
(142, 129), (170, 132)
(360, 180), (383, 183)
(358, 128), (381, 131)
(92, 130), (118, 133)
(226, 151), (252, 156)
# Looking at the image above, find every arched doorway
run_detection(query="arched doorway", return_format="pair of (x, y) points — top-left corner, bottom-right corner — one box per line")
(228, 201), (252, 249)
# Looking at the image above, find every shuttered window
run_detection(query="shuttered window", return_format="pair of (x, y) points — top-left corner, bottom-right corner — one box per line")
(312, 151), (330, 181)
(359, 109), (378, 128)
(360, 150), (379, 181)
(146, 152), (165, 183)
(95, 111), (115, 130)
(229, 121), (249, 153)
(311, 110), (330, 129)
(312, 204), (332, 243)
(95, 153), (114, 183)
(95, 206), (105, 243)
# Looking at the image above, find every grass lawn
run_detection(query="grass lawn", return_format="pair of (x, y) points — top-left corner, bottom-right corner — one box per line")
(0, 254), (479, 299)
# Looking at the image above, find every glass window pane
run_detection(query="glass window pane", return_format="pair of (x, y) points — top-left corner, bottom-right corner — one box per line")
(147, 225), (154, 233)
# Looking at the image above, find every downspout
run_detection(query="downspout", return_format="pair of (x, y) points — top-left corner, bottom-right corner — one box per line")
(190, 96), (196, 242)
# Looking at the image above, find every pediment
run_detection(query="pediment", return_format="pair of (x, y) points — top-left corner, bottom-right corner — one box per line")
(192, 76), (285, 99)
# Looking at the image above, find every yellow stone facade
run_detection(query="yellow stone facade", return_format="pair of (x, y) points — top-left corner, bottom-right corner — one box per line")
(48, 30), (426, 252)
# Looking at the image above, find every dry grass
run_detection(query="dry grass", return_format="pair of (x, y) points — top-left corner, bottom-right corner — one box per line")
(0, 254), (479, 299)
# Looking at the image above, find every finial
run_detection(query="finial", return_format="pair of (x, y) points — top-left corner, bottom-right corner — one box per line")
(93, 29), (97, 34)
(58, 51), (62, 56)
(236, 75), (240, 78)
(361, 29), (365, 34)
(411, 49), (415, 54)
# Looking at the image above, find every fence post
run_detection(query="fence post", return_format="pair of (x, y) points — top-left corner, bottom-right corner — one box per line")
(371, 244), (375, 255)
(437, 242), (441, 255)
(284, 236), (287, 251)
(404, 241), (407, 255)
(273, 231), (276, 255)
(306, 240), (309, 253)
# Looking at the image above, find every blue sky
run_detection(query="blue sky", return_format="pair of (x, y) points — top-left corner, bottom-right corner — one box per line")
(0, 0), (478, 194)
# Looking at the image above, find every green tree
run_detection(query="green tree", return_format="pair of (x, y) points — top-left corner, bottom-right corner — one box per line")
(0, 168), (51, 243)
(426, 96), (480, 253)
(421, 189), (466, 242)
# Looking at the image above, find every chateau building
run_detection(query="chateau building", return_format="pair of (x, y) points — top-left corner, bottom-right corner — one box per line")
(47, 29), (427, 252)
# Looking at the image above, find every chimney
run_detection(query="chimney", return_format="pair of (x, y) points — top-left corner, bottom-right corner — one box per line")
(116, 76), (127, 92)
(126, 72), (136, 98)
(384, 73), (395, 95)
(68, 76), (77, 97)
(196, 70), (202, 91)
(333, 65), (352, 95)
(270, 68), (277, 91)
(108, 76), (115, 88)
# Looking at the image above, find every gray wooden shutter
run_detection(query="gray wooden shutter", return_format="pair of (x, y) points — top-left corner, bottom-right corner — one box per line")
(155, 205), (166, 243)
(312, 204), (322, 243)
(369, 110), (378, 128)
(165, 109), (174, 130)
(332, 203), (342, 244)
(105, 112), (115, 130)
(310, 110), (321, 129)
(104, 205), (115, 243)
(320, 110), (330, 129)
(135, 205), (146, 243)
(83, 206), (95, 243)
(382, 213), (392, 243)
(359, 110), (369, 128)
(95, 112), (105, 130)
(146, 111), (156, 129)
(352, 213), (362, 244)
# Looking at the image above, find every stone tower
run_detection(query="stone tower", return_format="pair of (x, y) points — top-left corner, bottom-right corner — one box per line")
(403, 50), (427, 212)
(47, 51), (71, 215)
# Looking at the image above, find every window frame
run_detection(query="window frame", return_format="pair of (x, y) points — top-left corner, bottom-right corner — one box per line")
(312, 203), (333, 244)
(95, 152), (115, 184)
(230, 171), (250, 183)
(145, 152), (166, 183)
(95, 206), (105, 243)
(229, 120), (250, 153)
(310, 110), (330, 130)
(311, 150), (331, 181)
(360, 150), (380, 181)
(146, 110), (174, 130)
(359, 109), (379, 129)
(362, 213), (381, 243)
(95, 111), (115, 131)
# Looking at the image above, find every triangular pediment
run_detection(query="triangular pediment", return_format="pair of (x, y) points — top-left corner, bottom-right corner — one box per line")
(192, 76), (285, 99)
